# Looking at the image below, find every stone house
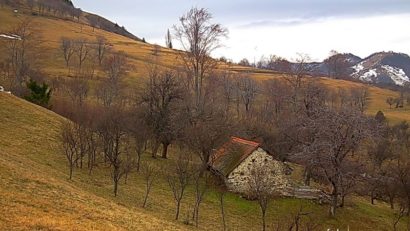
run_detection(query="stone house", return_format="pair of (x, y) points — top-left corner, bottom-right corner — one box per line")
(208, 136), (291, 196)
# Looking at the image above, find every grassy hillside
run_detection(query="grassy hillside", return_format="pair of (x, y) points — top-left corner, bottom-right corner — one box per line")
(0, 92), (408, 230)
(0, 6), (409, 123)
(0, 7), (410, 229)
(0, 93), (190, 230)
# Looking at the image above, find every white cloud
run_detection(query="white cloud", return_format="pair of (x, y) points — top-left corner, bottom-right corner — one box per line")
(73, 1), (410, 62)
(212, 13), (410, 62)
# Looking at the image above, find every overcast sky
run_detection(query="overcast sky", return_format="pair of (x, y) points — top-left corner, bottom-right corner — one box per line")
(72, 0), (410, 62)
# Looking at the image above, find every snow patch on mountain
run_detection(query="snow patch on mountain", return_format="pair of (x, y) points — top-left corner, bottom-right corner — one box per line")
(353, 63), (364, 73)
(381, 65), (409, 86)
(359, 69), (378, 82)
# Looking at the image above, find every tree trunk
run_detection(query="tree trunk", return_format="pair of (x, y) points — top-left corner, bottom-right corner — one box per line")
(161, 142), (169, 159)
(113, 166), (119, 197)
(124, 172), (128, 184)
(407, 197), (410, 216)
(219, 192), (226, 231)
(340, 194), (345, 208)
(330, 192), (338, 217)
(114, 179), (118, 197)
(194, 201), (200, 227)
(88, 161), (94, 175)
(151, 141), (160, 158)
(88, 150), (95, 175)
(175, 200), (181, 220)
(80, 154), (83, 169)
(262, 209), (266, 231)
(69, 162), (73, 180)
(142, 182), (151, 208)
(390, 197), (395, 209)
(136, 152), (141, 172)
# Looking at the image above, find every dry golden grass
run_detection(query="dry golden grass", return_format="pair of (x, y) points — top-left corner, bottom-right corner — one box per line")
(0, 93), (189, 231)
(1, 6), (408, 123)
(318, 77), (409, 123)
(0, 92), (408, 231)
(1, 7), (410, 230)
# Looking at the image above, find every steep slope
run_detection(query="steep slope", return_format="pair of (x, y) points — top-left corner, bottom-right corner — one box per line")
(0, 93), (188, 230)
(0, 0), (141, 41)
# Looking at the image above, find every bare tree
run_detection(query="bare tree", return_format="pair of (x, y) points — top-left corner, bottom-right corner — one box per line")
(386, 97), (395, 109)
(60, 121), (80, 180)
(285, 206), (318, 231)
(389, 122), (410, 215)
(64, 77), (89, 107)
(323, 51), (352, 79)
(215, 71), (235, 114)
(166, 152), (192, 220)
(96, 105), (128, 196)
(238, 58), (251, 67)
(237, 75), (258, 116)
(89, 16), (99, 32)
(283, 54), (312, 109)
(350, 87), (369, 113)
(1, 19), (41, 96)
(393, 204), (406, 231)
(183, 113), (230, 168)
(95, 36), (110, 65)
(394, 97), (404, 109)
(192, 167), (210, 227)
(339, 163), (361, 207)
(85, 120), (99, 175)
(142, 163), (156, 208)
(173, 7), (228, 107)
(122, 141), (139, 184)
(129, 106), (150, 172)
(140, 69), (184, 159)
(74, 39), (90, 72)
(266, 55), (292, 73)
(300, 108), (371, 216)
(263, 79), (290, 119)
(103, 51), (128, 84)
(209, 173), (228, 231)
(97, 52), (128, 107)
(72, 7), (82, 21)
(248, 163), (278, 231)
(61, 37), (75, 68)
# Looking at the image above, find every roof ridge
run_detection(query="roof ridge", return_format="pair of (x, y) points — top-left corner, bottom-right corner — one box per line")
(231, 136), (260, 147)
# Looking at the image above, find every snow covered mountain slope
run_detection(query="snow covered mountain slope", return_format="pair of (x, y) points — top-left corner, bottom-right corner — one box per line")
(351, 52), (410, 86)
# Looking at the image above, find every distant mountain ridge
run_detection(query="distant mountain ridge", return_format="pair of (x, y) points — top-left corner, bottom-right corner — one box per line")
(303, 52), (410, 86)
(351, 52), (410, 86)
(263, 52), (410, 87)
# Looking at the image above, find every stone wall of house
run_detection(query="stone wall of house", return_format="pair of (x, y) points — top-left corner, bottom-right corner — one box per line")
(225, 148), (290, 195)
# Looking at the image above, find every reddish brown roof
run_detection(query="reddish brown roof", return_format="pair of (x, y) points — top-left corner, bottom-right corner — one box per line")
(209, 137), (261, 177)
